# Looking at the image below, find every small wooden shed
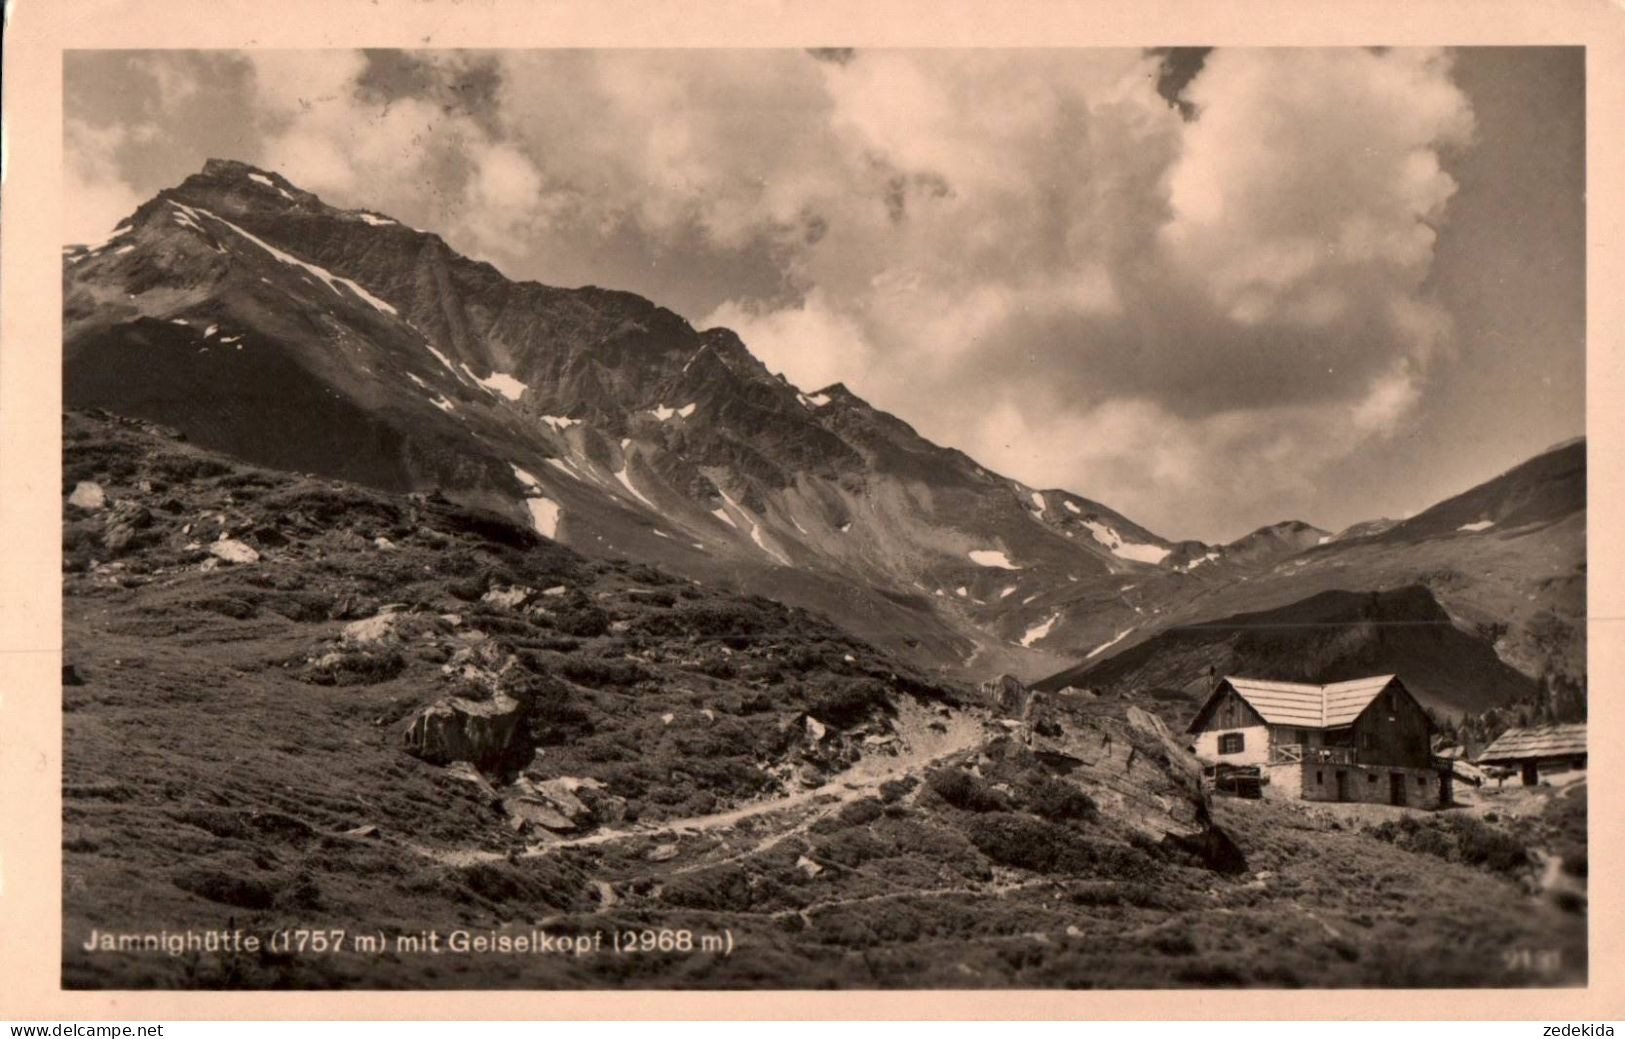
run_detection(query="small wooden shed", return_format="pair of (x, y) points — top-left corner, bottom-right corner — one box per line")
(1475, 723), (1587, 785)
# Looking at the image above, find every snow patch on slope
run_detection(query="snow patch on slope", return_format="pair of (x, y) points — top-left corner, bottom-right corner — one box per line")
(473, 370), (527, 401)
(422, 343), (465, 380)
(1020, 613), (1060, 648)
(524, 497), (561, 539)
(86, 222), (133, 251)
(247, 173), (295, 200)
(650, 402), (697, 421)
(1085, 628), (1134, 660)
(1081, 519), (1170, 565)
(510, 465), (542, 491)
(612, 461), (656, 510)
(968, 549), (1021, 570)
(749, 523), (791, 565)
(1458, 520), (1495, 532)
(1180, 551), (1220, 572)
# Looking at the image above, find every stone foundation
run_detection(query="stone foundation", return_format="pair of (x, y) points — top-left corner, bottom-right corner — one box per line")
(1265, 761), (1446, 807)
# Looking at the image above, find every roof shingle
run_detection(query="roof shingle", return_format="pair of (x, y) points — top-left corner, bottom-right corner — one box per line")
(1476, 723), (1587, 763)
(1217, 674), (1397, 729)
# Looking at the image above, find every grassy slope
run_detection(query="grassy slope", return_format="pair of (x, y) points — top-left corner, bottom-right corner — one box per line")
(61, 412), (1584, 989)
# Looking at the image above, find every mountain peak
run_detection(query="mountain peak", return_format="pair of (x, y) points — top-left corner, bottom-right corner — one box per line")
(173, 158), (312, 212)
(199, 157), (273, 179)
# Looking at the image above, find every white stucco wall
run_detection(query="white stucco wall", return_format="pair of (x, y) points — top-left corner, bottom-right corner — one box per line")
(1192, 724), (1270, 766)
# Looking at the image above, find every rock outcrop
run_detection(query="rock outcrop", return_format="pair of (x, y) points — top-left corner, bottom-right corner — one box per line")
(1017, 690), (1245, 872)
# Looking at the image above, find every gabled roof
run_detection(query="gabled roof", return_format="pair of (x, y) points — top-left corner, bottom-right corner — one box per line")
(1476, 723), (1587, 763)
(1195, 675), (1397, 730)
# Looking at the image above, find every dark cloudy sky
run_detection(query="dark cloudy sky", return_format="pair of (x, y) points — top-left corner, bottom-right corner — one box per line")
(64, 47), (1584, 543)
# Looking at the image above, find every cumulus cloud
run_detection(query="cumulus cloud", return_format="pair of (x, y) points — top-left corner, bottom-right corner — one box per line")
(63, 119), (146, 244)
(703, 290), (874, 393)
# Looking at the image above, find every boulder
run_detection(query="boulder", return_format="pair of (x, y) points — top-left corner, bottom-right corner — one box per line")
(343, 612), (399, 645)
(529, 777), (593, 821)
(647, 843), (680, 862)
(102, 501), (153, 555)
(209, 539), (260, 565)
(984, 673), (1030, 716)
(481, 585), (533, 610)
(502, 797), (576, 832)
(402, 692), (527, 770)
(67, 481), (106, 511)
(442, 761), (500, 800)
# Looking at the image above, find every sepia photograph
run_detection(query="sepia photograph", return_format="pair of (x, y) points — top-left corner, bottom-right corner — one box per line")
(48, 40), (1589, 994)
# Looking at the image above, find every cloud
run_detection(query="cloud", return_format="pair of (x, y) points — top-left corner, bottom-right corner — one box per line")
(247, 51), (553, 263)
(63, 119), (146, 244)
(702, 289), (874, 393)
(1161, 48), (1472, 343)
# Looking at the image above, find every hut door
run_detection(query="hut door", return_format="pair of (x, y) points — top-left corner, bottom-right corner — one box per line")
(1389, 772), (1406, 806)
(1521, 761), (1539, 786)
(1335, 771), (1348, 802)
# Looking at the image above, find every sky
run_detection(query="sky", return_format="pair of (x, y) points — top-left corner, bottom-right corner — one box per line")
(63, 47), (1585, 543)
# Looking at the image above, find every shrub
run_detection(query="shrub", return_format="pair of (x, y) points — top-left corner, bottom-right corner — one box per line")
(837, 798), (885, 827)
(807, 677), (890, 724)
(965, 815), (1068, 871)
(961, 814), (1156, 879)
(193, 596), (258, 619)
(1019, 774), (1098, 824)
(302, 647), (406, 686)
(172, 866), (276, 909)
(878, 776), (917, 803)
(553, 602), (611, 638)
(660, 864), (756, 911)
(559, 655), (650, 688)
(1367, 814), (1531, 878)
(925, 769), (1010, 813)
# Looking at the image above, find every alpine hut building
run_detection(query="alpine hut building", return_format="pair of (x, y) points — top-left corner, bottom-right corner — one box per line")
(1185, 675), (1447, 806)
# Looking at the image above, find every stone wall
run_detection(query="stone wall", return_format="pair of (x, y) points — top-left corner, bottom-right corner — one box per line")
(1294, 761), (1446, 807)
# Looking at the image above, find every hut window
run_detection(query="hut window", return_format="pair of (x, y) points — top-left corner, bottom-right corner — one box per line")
(1417, 775), (1426, 786)
(1218, 733), (1245, 755)
(1368, 773), (1378, 783)
(1315, 770), (1323, 784)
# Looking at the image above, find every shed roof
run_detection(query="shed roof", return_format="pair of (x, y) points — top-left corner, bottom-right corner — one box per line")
(1208, 675), (1397, 729)
(1476, 723), (1587, 763)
